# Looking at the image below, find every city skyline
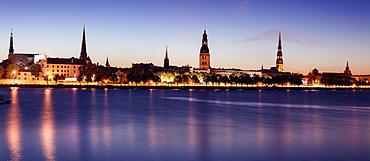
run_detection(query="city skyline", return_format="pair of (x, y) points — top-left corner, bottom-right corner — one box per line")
(1, 0), (369, 74)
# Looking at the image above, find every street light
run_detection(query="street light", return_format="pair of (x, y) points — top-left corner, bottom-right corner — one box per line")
(12, 70), (16, 84)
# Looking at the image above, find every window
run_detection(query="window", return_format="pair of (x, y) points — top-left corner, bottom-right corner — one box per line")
(24, 78), (26, 80)
(52, 65), (54, 68)
(57, 66), (59, 68)
(73, 70), (75, 73)
(74, 66), (76, 68)
(52, 70), (54, 72)
(24, 73), (27, 76)
(47, 65), (49, 67)
(57, 70), (59, 72)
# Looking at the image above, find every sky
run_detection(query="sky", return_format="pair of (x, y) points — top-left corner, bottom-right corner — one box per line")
(0, 0), (369, 74)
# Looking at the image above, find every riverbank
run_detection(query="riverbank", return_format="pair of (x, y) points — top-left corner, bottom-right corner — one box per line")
(1, 84), (370, 90)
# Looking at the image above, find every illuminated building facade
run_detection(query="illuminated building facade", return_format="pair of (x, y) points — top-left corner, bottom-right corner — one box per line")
(45, 26), (90, 78)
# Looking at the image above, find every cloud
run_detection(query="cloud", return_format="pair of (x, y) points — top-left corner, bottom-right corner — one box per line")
(241, 29), (330, 48)
(231, 0), (249, 15)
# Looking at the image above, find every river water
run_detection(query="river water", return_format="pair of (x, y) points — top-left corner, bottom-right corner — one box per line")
(0, 88), (369, 160)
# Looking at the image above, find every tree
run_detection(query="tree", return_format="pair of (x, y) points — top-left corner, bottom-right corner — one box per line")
(133, 74), (142, 85)
(95, 66), (111, 82)
(29, 64), (42, 76)
(174, 75), (182, 85)
(182, 75), (190, 84)
(6, 64), (21, 79)
(0, 66), (5, 78)
(78, 63), (97, 83)
(191, 75), (199, 84)
(53, 74), (61, 83)
(221, 75), (229, 84)
(153, 75), (161, 85)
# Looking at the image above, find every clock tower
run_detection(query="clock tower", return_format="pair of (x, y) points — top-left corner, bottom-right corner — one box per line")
(199, 29), (210, 69)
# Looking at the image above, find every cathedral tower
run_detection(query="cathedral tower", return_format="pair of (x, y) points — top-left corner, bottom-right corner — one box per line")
(276, 32), (284, 72)
(199, 29), (210, 69)
(164, 46), (169, 68)
(8, 29), (14, 64)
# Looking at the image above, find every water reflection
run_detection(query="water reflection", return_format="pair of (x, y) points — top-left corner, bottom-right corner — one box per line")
(6, 88), (22, 161)
(40, 89), (56, 160)
(89, 89), (99, 153)
(148, 90), (157, 154)
(1, 89), (369, 160)
(187, 90), (198, 151)
(257, 90), (265, 150)
(68, 88), (80, 159)
(103, 89), (111, 151)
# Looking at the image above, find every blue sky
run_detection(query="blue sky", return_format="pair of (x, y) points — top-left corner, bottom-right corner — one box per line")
(1, 0), (369, 74)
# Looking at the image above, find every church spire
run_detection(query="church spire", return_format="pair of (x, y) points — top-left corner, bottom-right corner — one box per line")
(80, 24), (88, 59)
(344, 60), (352, 76)
(276, 32), (284, 72)
(106, 55), (111, 68)
(164, 45), (169, 68)
(9, 29), (14, 53)
(8, 28), (15, 64)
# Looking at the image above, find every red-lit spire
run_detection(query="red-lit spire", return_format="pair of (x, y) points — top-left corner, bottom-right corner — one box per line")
(344, 60), (352, 75)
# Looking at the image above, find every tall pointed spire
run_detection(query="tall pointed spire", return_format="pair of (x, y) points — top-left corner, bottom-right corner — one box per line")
(344, 60), (352, 75)
(164, 45), (169, 68)
(106, 55), (111, 68)
(8, 28), (15, 64)
(80, 24), (88, 59)
(276, 31), (284, 72)
(9, 28), (14, 53)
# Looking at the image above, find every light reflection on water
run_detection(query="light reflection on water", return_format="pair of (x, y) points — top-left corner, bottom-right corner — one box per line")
(6, 88), (22, 161)
(40, 89), (56, 161)
(0, 88), (370, 160)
